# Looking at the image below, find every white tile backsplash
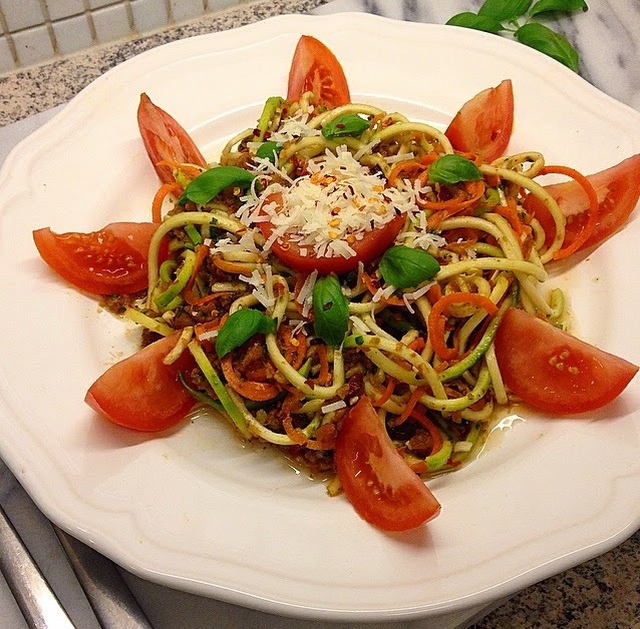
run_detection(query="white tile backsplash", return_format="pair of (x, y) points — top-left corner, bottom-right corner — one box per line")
(45, 0), (86, 22)
(0, 0), (45, 32)
(0, 0), (247, 73)
(169, 0), (204, 24)
(131, 0), (169, 33)
(92, 3), (131, 43)
(53, 14), (95, 56)
(0, 35), (16, 73)
(12, 24), (55, 66)
(87, 0), (122, 8)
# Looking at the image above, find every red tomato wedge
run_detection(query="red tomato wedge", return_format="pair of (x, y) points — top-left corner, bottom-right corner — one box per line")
(137, 93), (207, 185)
(523, 154), (640, 254)
(445, 79), (514, 162)
(258, 194), (405, 274)
(85, 333), (196, 431)
(494, 308), (638, 414)
(287, 35), (351, 108)
(33, 222), (159, 295)
(335, 397), (441, 531)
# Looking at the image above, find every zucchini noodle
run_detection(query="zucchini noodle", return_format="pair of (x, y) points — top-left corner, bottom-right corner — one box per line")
(117, 90), (577, 479)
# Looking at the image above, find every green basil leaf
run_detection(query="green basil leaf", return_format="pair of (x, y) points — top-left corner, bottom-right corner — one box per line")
(379, 246), (440, 289)
(428, 154), (483, 185)
(529, 0), (588, 18)
(215, 309), (276, 358)
(478, 0), (532, 21)
(446, 12), (504, 33)
(255, 140), (282, 163)
(179, 166), (255, 205)
(515, 22), (579, 72)
(321, 114), (370, 140)
(312, 275), (349, 347)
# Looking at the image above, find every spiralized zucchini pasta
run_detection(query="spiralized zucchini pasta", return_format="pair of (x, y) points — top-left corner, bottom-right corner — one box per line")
(122, 90), (574, 478)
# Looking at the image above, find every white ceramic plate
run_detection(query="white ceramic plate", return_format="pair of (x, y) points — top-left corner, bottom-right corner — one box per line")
(0, 13), (638, 622)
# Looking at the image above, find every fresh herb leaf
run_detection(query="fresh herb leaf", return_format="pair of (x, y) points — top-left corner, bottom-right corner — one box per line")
(478, 0), (532, 22)
(529, 0), (588, 18)
(444, 0), (586, 72)
(215, 309), (276, 358)
(312, 275), (349, 347)
(515, 22), (579, 71)
(322, 114), (370, 140)
(256, 140), (281, 163)
(446, 12), (504, 33)
(179, 166), (255, 205)
(428, 154), (483, 185)
(379, 246), (440, 289)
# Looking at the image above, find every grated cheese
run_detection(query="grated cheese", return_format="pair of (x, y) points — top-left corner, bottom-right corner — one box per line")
(321, 400), (347, 414)
(402, 293), (416, 314)
(405, 281), (436, 302)
(385, 151), (415, 164)
(237, 146), (417, 259)
(296, 271), (317, 305)
(197, 330), (219, 342)
(239, 265), (276, 308)
(269, 111), (321, 144)
(290, 319), (307, 336)
(372, 284), (397, 303)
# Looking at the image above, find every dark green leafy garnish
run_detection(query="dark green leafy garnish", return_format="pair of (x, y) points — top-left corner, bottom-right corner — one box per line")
(215, 309), (276, 358)
(446, 0), (588, 72)
(255, 141), (282, 163)
(179, 166), (255, 205)
(322, 114), (370, 140)
(312, 275), (349, 347)
(428, 154), (483, 185)
(379, 246), (440, 289)
(515, 23), (579, 72)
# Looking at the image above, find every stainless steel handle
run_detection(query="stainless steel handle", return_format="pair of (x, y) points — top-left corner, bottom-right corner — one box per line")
(53, 525), (153, 629)
(0, 504), (74, 629)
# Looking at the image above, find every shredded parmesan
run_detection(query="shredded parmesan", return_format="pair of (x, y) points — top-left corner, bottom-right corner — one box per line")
(269, 112), (321, 144)
(385, 151), (415, 164)
(405, 281), (436, 302)
(321, 400), (347, 414)
(196, 328), (219, 342)
(236, 146), (417, 259)
(402, 294), (416, 314)
(372, 284), (397, 303)
(239, 265), (276, 308)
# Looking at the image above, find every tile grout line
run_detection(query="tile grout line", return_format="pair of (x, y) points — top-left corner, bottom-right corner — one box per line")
(36, 0), (59, 55)
(0, 3), (18, 68)
(164, 0), (175, 25)
(81, 0), (99, 44)
(123, 0), (136, 35)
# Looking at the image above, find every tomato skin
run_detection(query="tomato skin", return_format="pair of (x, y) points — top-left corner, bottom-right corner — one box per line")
(287, 35), (351, 108)
(85, 333), (196, 432)
(445, 79), (514, 162)
(137, 93), (207, 185)
(262, 213), (405, 275)
(335, 397), (441, 531)
(494, 308), (638, 414)
(33, 222), (159, 295)
(258, 193), (405, 274)
(524, 154), (640, 253)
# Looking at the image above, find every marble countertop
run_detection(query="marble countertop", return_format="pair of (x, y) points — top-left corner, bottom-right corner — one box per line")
(0, 0), (638, 627)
